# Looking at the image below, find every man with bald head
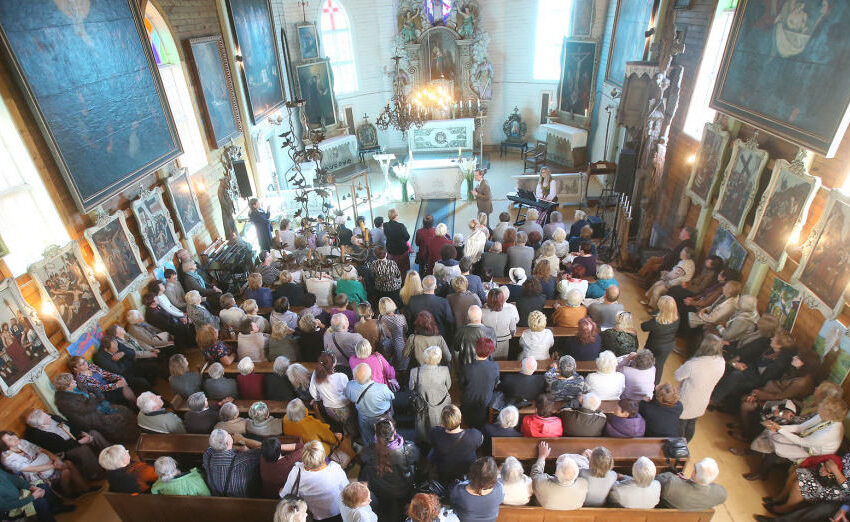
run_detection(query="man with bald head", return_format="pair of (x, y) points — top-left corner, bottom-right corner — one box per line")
(531, 441), (589, 509)
(587, 285), (625, 329)
(498, 356), (545, 403)
(453, 305), (496, 366)
(344, 363), (395, 446)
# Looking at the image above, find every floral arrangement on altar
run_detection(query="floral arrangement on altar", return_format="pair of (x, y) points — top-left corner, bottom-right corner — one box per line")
(458, 156), (477, 201)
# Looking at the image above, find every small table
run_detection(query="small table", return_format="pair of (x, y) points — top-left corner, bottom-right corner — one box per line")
(500, 140), (528, 158)
(358, 145), (381, 164)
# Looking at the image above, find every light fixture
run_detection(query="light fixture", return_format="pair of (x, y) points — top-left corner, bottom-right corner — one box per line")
(687, 154), (696, 164)
(94, 260), (106, 274)
(376, 56), (426, 135)
(41, 301), (56, 316)
(195, 179), (207, 193)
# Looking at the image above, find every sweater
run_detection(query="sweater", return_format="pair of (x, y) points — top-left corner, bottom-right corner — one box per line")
(604, 414), (646, 438)
(151, 468), (211, 496)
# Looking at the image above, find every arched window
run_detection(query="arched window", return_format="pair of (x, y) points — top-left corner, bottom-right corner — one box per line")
(0, 98), (69, 275)
(144, 6), (207, 173)
(319, 0), (358, 94)
(533, 0), (573, 81)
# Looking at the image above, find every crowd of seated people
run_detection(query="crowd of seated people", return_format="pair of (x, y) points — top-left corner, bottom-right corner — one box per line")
(10, 211), (848, 522)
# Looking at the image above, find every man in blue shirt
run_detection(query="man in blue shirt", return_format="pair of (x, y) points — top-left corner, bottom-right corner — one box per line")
(345, 363), (395, 446)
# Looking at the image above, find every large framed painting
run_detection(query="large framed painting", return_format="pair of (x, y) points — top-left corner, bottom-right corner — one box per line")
(792, 190), (850, 319)
(0, 0), (181, 213)
(0, 278), (59, 397)
(766, 277), (802, 333)
(712, 137), (770, 236)
(296, 23), (320, 60)
(27, 242), (107, 342)
(685, 122), (731, 207)
(165, 168), (205, 238)
(424, 27), (458, 82)
(83, 211), (147, 302)
(186, 35), (242, 149)
(225, 0), (286, 124)
(746, 157), (821, 272)
(711, 0), (850, 158)
(814, 320), (850, 385)
(131, 187), (181, 267)
(708, 227), (747, 274)
(559, 39), (598, 119)
(295, 59), (338, 128)
(605, 0), (655, 87)
(570, 0), (595, 39)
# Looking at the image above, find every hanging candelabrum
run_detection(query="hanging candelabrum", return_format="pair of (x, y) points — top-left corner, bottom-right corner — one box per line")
(376, 56), (427, 135)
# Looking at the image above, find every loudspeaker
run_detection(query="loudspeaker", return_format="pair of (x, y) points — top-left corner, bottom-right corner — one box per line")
(232, 159), (253, 199)
(344, 106), (355, 136)
(588, 215), (606, 239)
(540, 92), (550, 124)
(614, 148), (637, 195)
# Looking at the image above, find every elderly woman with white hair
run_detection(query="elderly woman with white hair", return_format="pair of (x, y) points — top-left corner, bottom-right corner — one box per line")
(464, 219), (487, 263)
(608, 456), (660, 508)
(519, 310), (555, 361)
(23, 409), (107, 481)
(185, 290), (220, 330)
(600, 311), (639, 357)
(236, 356), (264, 400)
(675, 334), (726, 441)
(543, 210), (567, 240)
(214, 401), (248, 435)
(247, 401), (283, 437)
(547, 228), (571, 258)
(274, 497), (309, 522)
(552, 289), (587, 328)
(203, 362), (238, 400)
(531, 441), (589, 509)
(203, 429), (262, 497)
(585, 351), (625, 400)
(585, 264), (618, 299)
(125, 309), (174, 351)
(99, 444), (157, 493)
(501, 456), (533, 505)
(168, 353), (201, 399)
(482, 405), (522, 440)
(136, 391), (185, 434)
(718, 294), (760, 343)
(150, 456), (211, 496)
(280, 440), (349, 521)
(657, 457), (727, 510)
(481, 288), (519, 359)
(282, 398), (340, 455)
(409, 345), (452, 442)
(264, 356), (295, 402)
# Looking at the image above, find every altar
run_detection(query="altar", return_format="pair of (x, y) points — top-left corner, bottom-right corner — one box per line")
(409, 118), (475, 153)
(408, 158), (465, 199)
(297, 134), (361, 185)
(535, 123), (588, 168)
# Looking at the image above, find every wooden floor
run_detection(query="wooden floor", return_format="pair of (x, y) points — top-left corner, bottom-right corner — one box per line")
(60, 160), (777, 521)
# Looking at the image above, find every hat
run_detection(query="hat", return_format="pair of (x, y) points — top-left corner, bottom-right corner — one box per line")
(509, 267), (527, 285)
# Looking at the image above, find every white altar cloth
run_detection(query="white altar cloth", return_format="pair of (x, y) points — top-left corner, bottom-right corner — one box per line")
(409, 118), (475, 153)
(407, 158), (464, 199)
(535, 123), (588, 168)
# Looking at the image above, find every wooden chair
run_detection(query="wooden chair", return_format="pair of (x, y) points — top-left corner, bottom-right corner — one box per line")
(522, 140), (547, 173)
(585, 160), (618, 212)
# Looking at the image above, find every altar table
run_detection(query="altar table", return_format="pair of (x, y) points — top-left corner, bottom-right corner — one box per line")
(535, 123), (588, 168)
(409, 118), (475, 153)
(407, 158), (465, 199)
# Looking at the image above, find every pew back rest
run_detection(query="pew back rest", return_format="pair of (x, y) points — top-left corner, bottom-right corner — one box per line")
(491, 436), (677, 469)
(104, 492), (278, 522)
(497, 506), (714, 521)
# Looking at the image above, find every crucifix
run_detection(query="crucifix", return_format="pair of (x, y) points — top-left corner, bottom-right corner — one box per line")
(298, 0), (308, 22)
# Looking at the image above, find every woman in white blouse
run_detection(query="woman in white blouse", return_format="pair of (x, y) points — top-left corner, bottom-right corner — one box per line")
(0, 431), (91, 497)
(308, 352), (356, 436)
(500, 456), (532, 505)
(519, 311), (555, 361)
(534, 167), (558, 225)
(481, 288), (519, 360)
(643, 246), (695, 310)
(585, 350), (625, 400)
(280, 440), (349, 520)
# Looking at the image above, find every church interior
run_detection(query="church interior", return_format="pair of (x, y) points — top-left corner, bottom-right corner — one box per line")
(0, 0), (849, 520)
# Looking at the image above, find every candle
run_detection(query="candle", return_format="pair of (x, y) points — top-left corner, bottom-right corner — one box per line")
(458, 147), (462, 157)
(477, 98), (481, 111)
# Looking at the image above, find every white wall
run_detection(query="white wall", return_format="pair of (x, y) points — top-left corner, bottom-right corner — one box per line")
(274, 0), (611, 152)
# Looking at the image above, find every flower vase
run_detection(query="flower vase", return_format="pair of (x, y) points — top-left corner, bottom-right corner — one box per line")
(400, 179), (409, 202)
(466, 178), (474, 202)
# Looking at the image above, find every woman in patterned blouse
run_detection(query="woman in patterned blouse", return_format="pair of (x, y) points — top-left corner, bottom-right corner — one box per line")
(69, 356), (136, 405)
(196, 324), (234, 366)
(377, 297), (408, 372)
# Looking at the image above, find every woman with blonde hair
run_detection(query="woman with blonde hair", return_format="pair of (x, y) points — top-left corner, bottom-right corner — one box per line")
(242, 298), (270, 333)
(378, 296), (408, 370)
(268, 321), (299, 361)
(601, 311), (638, 357)
(585, 263), (618, 299)
(641, 295), (680, 384)
(675, 334), (726, 441)
(273, 497), (308, 522)
(428, 405), (484, 483)
(244, 272), (273, 308)
(718, 294), (760, 343)
(280, 440), (349, 520)
(535, 242), (560, 278)
(399, 271), (423, 305)
(580, 446), (617, 506)
(168, 353), (201, 399)
(353, 301), (379, 347)
(197, 324), (234, 366)
(185, 290), (219, 329)
(519, 311), (554, 361)
(552, 289), (587, 328)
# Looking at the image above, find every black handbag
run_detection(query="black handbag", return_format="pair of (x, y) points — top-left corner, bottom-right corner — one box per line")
(664, 437), (690, 471)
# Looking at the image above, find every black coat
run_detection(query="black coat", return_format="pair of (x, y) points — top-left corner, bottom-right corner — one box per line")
(54, 391), (138, 443)
(406, 294), (454, 338)
(24, 415), (84, 454)
(383, 220), (410, 256)
(499, 373), (545, 402)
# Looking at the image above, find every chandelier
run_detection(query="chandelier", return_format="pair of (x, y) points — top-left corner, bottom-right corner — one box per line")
(411, 81), (454, 117)
(376, 56), (426, 135)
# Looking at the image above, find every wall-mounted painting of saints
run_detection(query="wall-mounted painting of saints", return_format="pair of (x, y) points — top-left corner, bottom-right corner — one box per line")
(559, 39), (598, 119)
(793, 190), (850, 319)
(711, 0), (850, 157)
(296, 23), (320, 60)
(0, 278), (59, 397)
(295, 59), (338, 128)
(425, 28), (458, 82)
(747, 157), (820, 272)
(131, 187), (181, 267)
(708, 227), (747, 274)
(225, 0), (286, 123)
(685, 122), (731, 207)
(27, 242), (107, 342)
(165, 169), (205, 238)
(713, 138), (769, 236)
(605, 0), (655, 87)
(83, 212), (148, 302)
(186, 35), (242, 149)
(0, 0), (181, 212)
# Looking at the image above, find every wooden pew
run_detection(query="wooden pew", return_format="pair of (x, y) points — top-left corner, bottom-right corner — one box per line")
(513, 399), (618, 416)
(497, 506), (713, 522)
(223, 361), (317, 375)
(170, 395), (288, 416)
(104, 492), (278, 522)
(514, 326), (577, 337)
(135, 433), (298, 462)
(497, 359), (595, 373)
(491, 436), (680, 469)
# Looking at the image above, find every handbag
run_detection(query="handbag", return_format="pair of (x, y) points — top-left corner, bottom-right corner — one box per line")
(409, 367), (449, 415)
(663, 437), (690, 471)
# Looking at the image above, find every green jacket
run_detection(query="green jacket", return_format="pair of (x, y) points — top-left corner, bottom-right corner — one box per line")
(0, 469), (34, 511)
(151, 468), (211, 496)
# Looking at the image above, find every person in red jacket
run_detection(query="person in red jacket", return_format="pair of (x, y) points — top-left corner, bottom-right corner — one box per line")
(521, 394), (563, 438)
(236, 357), (264, 400)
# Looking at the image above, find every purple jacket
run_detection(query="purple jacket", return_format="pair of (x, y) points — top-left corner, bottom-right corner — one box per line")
(604, 414), (646, 438)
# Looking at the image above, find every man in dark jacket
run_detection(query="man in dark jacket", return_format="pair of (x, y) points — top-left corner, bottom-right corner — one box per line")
(24, 409), (107, 481)
(142, 292), (194, 348)
(183, 392), (223, 434)
(407, 275), (454, 337)
(453, 306), (496, 366)
(558, 392), (606, 437)
(499, 357), (545, 403)
(92, 335), (152, 393)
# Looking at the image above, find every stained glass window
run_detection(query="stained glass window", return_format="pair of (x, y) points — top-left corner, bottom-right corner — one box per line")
(533, 0), (573, 81)
(144, 17), (165, 65)
(425, 0), (452, 26)
(320, 0), (358, 94)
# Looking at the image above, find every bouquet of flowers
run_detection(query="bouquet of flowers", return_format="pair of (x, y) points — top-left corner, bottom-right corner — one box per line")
(458, 157), (478, 201)
(393, 163), (410, 202)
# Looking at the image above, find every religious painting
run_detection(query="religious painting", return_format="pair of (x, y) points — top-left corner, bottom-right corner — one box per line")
(792, 190), (850, 318)
(713, 138), (770, 236)
(814, 320), (850, 384)
(605, 0), (655, 87)
(165, 169), (205, 238)
(747, 157), (820, 272)
(295, 59), (338, 128)
(425, 28), (458, 81)
(571, 0), (595, 38)
(559, 39), (597, 119)
(225, 0), (286, 123)
(66, 324), (102, 358)
(356, 122), (379, 149)
(27, 242), (107, 343)
(766, 277), (802, 332)
(685, 122), (731, 207)
(0, 0), (181, 213)
(425, 0), (452, 26)
(708, 227), (747, 274)
(186, 35), (242, 149)
(83, 212), (147, 302)
(711, 0), (850, 157)
(296, 23), (320, 60)
(131, 187), (181, 267)
(0, 278), (58, 397)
